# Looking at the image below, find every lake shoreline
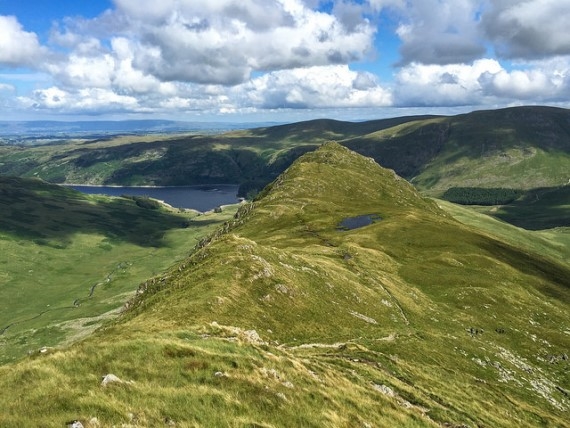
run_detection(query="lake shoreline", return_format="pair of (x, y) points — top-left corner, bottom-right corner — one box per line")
(60, 183), (239, 188)
(65, 183), (241, 211)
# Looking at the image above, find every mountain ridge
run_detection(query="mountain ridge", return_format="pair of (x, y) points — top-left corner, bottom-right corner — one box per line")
(1, 142), (567, 427)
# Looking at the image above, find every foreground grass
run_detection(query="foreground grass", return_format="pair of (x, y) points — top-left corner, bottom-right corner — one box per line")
(0, 329), (441, 427)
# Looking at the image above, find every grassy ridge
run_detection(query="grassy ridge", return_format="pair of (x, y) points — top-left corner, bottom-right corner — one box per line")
(0, 177), (238, 363)
(0, 143), (567, 427)
(437, 199), (570, 269)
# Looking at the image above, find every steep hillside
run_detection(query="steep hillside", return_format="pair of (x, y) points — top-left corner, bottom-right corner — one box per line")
(342, 106), (570, 194)
(0, 143), (567, 427)
(409, 106), (570, 194)
(0, 177), (238, 363)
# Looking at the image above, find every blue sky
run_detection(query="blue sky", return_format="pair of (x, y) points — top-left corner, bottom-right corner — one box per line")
(1, 0), (569, 122)
(0, 0), (113, 36)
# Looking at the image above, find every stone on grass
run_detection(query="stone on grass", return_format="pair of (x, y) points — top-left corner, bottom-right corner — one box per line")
(100, 373), (128, 387)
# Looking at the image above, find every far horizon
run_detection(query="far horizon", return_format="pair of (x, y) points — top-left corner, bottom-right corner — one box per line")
(1, 1), (569, 123)
(0, 104), (495, 124)
(2, 104), (569, 140)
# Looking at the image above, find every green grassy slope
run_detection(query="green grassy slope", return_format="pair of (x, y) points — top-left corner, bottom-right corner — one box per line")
(436, 199), (570, 280)
(409, 106), (570, 194)
(0, 177), (238, 363)
(0, 143), (567, 427)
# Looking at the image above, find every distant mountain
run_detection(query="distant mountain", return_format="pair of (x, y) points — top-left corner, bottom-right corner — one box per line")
(0, 143), (568, 427)
(0, 106), (568, 220)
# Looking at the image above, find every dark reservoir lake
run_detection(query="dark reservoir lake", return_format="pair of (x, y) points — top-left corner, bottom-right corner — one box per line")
(70, 184), (240, 212)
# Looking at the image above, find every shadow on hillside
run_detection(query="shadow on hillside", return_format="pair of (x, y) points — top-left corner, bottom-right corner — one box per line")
(482, 238), (570, 302)
(104, 140), (245, 186)
(344, 120), (449, 178)
(97, 141), (317, 197)
(0, 177), (218, 247)
(493, 187), (570, 230)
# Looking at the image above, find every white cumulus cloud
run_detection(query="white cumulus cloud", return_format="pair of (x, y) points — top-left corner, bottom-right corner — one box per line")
(0, 16), (47, 67)
(386, 0), (486, 65)
(0, 83), (15, 92)
(482, 0), (570, 59)
(2, 0), (570, 118)
(479, 58), (570, 101)
(394, 59), (503, 106)
(20, 86), (140, 114)
(110, 0), (376, 85)
(393, 56), (570, 107)
(240, 65), (392, 109)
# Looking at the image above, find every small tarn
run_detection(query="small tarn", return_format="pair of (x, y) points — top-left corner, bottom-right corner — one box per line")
(337, 214), (382, 230)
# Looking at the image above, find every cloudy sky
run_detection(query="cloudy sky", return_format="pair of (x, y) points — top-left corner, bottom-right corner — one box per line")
(1, 0), (569, 122)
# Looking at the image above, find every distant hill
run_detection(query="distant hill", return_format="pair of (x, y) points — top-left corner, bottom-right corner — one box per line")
(0, 105), (568, 216)
(402, 106), (570, 193)
(0, 143), (567, 427)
